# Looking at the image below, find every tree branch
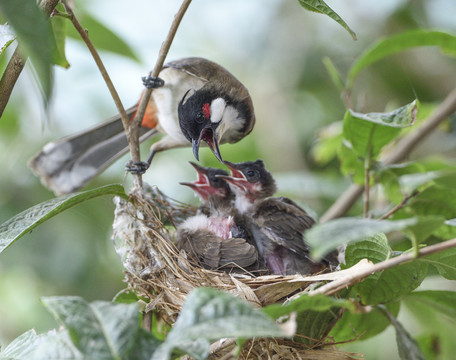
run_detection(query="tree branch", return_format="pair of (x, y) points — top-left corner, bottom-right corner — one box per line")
(128, 0), (193, 188)
(0, 0), (60, 117)
(320, 87), (456, 222)
(309, 237), (456, 296)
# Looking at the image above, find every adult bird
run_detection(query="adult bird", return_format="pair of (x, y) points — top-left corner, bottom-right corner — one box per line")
(175, 162), (259, 272)
(219, 160), (336, 275)
(29, 57), (255, 195)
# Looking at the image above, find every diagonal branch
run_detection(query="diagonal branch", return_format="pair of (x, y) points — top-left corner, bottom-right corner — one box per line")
(0, 0), (60, 117)
(320, 87), (456, 222)
(309, 237), (456, 296)
(129, 0), (193, 186)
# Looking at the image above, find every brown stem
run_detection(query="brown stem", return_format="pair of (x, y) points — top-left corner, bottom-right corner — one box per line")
(61, 1), (137, 182)
(131, 0), (193, 130)
(378, 190), (419, 220)
(128, 0), (193, 183)
(363, 157), (370, 218)
(320, 88), (456, 222)
(0, 0), (60, 118)
(309, 237), (456, 296)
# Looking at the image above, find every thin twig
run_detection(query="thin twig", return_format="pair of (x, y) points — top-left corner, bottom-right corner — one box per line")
(363, 157), (370, 218)
(128, 0), (193, 187)
(309, 237), (456, 296)
(61, 2), (133, 156)
(0, 0), (60, 117)
(320, 87), (456, 222)
(378, 190), (419, 220)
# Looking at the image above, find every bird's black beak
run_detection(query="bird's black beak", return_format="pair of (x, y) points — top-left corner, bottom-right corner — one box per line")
(192, 138), (201, 161)
(194, 126), (223, 163)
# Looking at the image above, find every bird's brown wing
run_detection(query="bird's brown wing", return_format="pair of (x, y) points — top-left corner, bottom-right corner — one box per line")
(253, 197), (315, 255)
(176, 227), (257, 270)
(219, 237), (258, 268)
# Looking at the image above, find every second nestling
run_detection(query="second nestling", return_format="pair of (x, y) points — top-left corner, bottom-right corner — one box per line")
(176, 160), (338, 276)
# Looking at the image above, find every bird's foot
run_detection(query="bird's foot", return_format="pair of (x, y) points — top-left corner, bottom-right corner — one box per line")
(142, 75), (164, 89)
(125, 160), (150, 175)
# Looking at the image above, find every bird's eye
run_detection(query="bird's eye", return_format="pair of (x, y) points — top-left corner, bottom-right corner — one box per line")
(195, 111), (205, 123)
(211, 176), (219, 183)
(246, 170), (256, 178)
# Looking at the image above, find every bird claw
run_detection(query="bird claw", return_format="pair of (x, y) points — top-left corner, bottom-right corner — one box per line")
(125, 160), (149, 175)
(142, 75), (164, 89)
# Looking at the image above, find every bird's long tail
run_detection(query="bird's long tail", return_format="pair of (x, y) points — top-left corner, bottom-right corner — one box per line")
(29, 104), (158, 195)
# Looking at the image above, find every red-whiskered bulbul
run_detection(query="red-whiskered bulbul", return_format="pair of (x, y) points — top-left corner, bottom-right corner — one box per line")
(175, 162), (259, 271)
(219, 160), (336, 275)
(29, 57), (255, 195)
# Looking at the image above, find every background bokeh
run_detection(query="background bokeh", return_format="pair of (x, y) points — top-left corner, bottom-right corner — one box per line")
(1, 0), (456, 358)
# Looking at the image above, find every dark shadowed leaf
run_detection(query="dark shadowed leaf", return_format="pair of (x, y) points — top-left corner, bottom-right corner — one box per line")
(381, 308), (426, 360)
(50, 3), (69, 68)
(0, 0), (55, 98)
(347, 29), (456, 88)
(0, 184), (127, 254)
(66, 9), (140, 62)
(297, 0), (356, 40)
(330, 301), (400, 341)
(153, 288), (286, 360)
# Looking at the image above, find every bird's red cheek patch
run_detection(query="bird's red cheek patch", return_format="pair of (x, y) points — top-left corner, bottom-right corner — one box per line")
(202, 103), (211, 119)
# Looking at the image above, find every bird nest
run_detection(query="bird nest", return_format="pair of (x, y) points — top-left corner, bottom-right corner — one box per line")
(112, 184), (361, 359)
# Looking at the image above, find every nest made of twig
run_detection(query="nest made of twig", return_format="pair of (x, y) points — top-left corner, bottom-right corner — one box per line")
(111, 184), (359, 359)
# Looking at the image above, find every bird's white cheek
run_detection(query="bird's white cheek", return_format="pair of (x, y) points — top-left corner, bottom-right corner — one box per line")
(210, 98), (227, 124)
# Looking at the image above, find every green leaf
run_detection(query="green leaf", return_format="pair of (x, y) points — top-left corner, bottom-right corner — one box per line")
(153, 288), (286, 360)
(355, 260), (428, 305)
(405, 291), (456, 320)
(343, 100), (417, 159)
(404, 215), (446, 244)
(0, 23), (15, 55)
(312, 127), (343, 166)
(341, 234), (427, 304)
(0, 329), (83, 360)
(347, 29), (456, 88)
(322, 56), (345, 91)
(377, 162), (425, 203)
(50, 3), (69, 68)
(41, 297), (160, 359)
(343, 233), (391, 268)
(338, 140), (365, 184)
(404, 291), (456, 359)
(405, 185), (456, 239)
(295, 309), (340, 345)
(297, 0), (356, 40)
(0, 330), (43, 359)
(0, 184), (127, 254)
(264, 293), (355, 346)
(66, 10), (140, 62)
(330, 300), (400, 341)
(306, 217), (417, 260)
(263, 293), (356, 319)
(385, 310), (426, 360)
(0, 0), (55, 98)
(112, 289), (140, 304)
(420, 248), (456, 280)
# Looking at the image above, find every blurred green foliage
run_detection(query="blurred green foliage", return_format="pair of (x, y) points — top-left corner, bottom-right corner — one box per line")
(1, 0), (456, 359)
